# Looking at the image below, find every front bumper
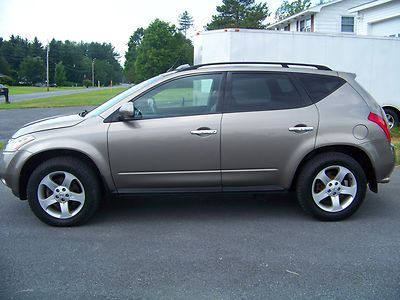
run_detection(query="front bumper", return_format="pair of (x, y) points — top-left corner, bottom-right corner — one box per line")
(0, 150), (31, 199)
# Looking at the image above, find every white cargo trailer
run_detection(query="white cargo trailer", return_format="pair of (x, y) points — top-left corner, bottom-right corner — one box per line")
(193, 29), (400, 127)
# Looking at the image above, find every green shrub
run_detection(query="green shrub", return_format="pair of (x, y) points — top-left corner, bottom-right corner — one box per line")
(82, 79), (92, 88)
(0, 75), (13, 85)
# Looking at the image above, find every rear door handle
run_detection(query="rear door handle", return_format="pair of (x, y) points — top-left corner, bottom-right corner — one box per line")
(190, 129), (218, 135)
(288, 126), (314, 133)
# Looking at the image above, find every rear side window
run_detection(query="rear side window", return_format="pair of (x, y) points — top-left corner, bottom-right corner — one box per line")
(227, 73), (304, 112)
(297, 74), (345, 102)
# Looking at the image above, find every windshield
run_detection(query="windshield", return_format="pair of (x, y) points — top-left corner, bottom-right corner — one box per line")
(86, 75), (163, 118)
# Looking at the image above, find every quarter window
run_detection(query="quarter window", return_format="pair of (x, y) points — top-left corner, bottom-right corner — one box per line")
(297, 74), (345, 102)
(227, 73), (304, 112)
(133, 74), (222, 119)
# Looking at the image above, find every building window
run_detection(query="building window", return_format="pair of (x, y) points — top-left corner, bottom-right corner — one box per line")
(341, 16), (354, 33)
(299, 18), (311, 32)
(299, 20), (305, 32)
(305, 18), (312, 32)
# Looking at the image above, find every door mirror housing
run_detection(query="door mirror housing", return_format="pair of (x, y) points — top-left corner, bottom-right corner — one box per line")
(119, 102), (134, 120)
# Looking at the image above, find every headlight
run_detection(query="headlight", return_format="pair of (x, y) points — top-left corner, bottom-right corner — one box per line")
(4, 135), (35, 152)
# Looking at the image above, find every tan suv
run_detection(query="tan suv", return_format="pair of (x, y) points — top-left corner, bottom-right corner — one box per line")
(0, 62), (395, 226)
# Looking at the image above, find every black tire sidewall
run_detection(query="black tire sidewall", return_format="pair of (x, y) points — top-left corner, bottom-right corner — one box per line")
(384, 108), (399, 128)
(296, 153), (367, 221)
(27, 157), (100, 226)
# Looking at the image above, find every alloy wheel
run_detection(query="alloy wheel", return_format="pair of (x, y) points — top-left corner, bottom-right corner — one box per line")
(311, 165), (357, 213)
(37, 171), (85, 219)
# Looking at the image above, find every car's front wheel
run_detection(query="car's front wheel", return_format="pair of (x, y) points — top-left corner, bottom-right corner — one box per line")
(296, 152), (367, 221)
(27, 157), (101, 226)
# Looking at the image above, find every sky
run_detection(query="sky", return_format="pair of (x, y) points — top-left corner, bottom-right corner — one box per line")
(0, 0), (316, 64)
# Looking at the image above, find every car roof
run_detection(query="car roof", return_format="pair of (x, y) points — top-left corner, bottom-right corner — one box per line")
(170, 63), (339, 77)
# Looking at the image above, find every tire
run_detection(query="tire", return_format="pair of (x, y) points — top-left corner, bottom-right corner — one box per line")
(27, 157), (101, 226)
(296, 152), (367, 221)
(384, 108), (399, 129)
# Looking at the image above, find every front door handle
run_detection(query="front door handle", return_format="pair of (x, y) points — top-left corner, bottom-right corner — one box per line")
(288, 126), (314, 133)
(190, 128), (218, 136)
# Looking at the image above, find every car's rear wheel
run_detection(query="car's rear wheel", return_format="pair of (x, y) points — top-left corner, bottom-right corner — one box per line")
(27, 157), (101, 226)
(296, 152), (367, 221)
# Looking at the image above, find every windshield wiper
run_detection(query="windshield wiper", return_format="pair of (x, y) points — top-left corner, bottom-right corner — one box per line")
(78, 109), (88, 117)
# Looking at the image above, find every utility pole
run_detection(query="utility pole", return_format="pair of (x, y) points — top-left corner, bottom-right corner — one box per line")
(91, 58), (96, 87)
(46, 44), (50, 92)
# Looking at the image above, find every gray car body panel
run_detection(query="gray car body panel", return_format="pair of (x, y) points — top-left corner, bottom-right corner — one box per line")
(315, 83), (395, 182)
(221, 105), (319, 190)
(1, 117), (114, 198)
(12, 114), (85, 139)
(108, 114), (222, 192)
(0, 64), (395, 199)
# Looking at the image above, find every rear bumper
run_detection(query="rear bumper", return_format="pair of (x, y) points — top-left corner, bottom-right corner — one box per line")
(376, 143), (396, 184)
(362, 140), (395, 184)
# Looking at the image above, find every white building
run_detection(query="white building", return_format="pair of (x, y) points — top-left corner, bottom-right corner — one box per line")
(349, 0), (400, 37)
(267, 0), (400, 37)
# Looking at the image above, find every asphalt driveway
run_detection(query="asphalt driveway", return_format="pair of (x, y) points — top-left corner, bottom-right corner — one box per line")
(0, 169), (399, 299)
(0, 106), (94, 140)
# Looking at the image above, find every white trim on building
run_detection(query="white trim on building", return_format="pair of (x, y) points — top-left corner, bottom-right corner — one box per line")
(267, 0), (400, 37)
(349, 0), (400, 37)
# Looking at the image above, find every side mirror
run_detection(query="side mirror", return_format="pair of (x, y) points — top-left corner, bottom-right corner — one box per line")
(118, 102), (134, 120)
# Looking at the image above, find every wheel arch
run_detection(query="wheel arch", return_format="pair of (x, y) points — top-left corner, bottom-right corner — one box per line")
(19, 149), (109, 200)
(291, 145), (377, 193)
(382, 105), (400, 114)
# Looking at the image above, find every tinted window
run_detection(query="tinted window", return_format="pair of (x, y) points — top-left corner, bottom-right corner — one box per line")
(133, 74), (222, 119)
(297, 74), (345, 103)
(228, 73), (303, 112)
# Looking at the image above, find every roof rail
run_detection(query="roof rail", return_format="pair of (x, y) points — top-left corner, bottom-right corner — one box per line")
(178, 62), (332, 71)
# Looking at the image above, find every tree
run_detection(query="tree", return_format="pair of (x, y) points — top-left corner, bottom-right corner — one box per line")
(178, 11), (194, 37)
(0, 36), (123, 86)
(19, 56), (44, 84)
(55, 62), (67, 86)
(206, 0), (270, 30)
(275, 0), (311, 21)
(124, 27), (144, 83)
(132, 19), (193, 82)
(30, 37), (44, 58)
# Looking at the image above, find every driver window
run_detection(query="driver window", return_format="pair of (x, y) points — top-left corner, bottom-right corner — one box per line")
(133, 74), (222, 119)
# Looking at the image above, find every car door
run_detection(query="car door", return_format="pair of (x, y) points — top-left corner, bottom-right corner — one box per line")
(108, 73), (224, 193)
(221, 72), (319, 191)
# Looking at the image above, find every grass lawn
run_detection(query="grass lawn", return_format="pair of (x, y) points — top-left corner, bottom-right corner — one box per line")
(7, 86), (85, 95)
(391, 127), (399, 165)
(0, 87), (127, 110)
(0, 141), (3, 150)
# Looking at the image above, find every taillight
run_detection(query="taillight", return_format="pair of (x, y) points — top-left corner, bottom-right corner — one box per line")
(368, 112), (391, 142)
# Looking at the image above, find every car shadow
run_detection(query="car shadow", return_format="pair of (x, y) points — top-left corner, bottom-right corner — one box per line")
(90, 192), (306, 224)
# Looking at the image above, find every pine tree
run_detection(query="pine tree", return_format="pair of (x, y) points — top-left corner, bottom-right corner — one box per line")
(178, 11), (194, 37)
(206, 0), (270, 30)
(55, 61), (66, 86)
(275, 0), (311, 21)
